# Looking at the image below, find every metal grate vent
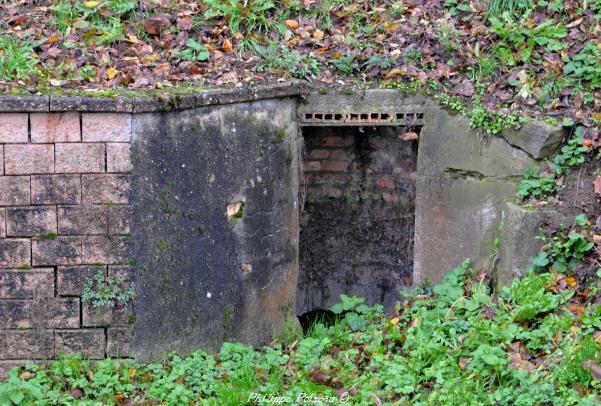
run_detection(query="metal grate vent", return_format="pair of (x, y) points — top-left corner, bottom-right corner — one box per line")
(300, 111), (424, 126)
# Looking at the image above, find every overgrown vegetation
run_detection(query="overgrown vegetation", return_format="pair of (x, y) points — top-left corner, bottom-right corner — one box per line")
(2, 223), (600, 404)
(81, 272), (136, 314)
(518, 127), (591, 201)
(1, 2), (600, 403)
(1, 0), (600, 140)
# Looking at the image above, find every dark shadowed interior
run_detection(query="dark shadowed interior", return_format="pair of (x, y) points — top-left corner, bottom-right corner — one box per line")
(297, 126), (419, 317)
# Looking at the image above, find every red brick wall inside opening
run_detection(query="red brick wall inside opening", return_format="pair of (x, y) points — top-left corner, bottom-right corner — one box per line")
(298, 126), (418, 314)
(0, 112), (133, 378)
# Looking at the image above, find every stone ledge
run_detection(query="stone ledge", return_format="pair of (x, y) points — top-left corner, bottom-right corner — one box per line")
(501, 121), (564, 160)
(0, 82), (308, 113)
(0, 96), (49, 112)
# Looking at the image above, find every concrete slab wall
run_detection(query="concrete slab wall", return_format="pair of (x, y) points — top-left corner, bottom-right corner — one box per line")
(130, 98), (300, 360)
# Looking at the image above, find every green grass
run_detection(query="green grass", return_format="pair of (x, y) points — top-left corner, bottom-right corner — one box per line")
(52, 0), (137, 43)
(0, 36), (40, 81)
(486, 0), (536, 15)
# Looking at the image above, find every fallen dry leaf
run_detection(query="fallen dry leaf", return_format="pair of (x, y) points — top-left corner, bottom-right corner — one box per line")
(564, 276), (577, 288)
(582, 360), (601, 380)
(222, 38), (233, 53)
(106, 67), (117, 79)
(177, 16), (193, 31)
(594, 176), (601, 197)
(285, 19), (299, 29)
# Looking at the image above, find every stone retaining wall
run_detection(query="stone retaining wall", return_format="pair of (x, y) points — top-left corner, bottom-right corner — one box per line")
(0, 111), (134, 376)
(0, 86), (568, 378)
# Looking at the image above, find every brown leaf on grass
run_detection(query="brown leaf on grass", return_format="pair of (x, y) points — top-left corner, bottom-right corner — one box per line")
(9, 15), (27, 26)
(221, 38), (233, 53)
(144, 14), (171, 36)
(335, 387), (358, 397)
(509, 352), (536, 372)
(564, 276), (577, 288)
(385, 67), (405, 79)
(285, 19), (299, 29)
(153, 63), (170, 74)
(308, 369), (331, 385)
(455, 79), (474, 97)
(69, 389), (83, 399)
(594, 176), (601, 197)
(582, 360), (601, 380)
(47, 47), (61, 57)
(484, 307), (496, 319)
(177, 16), (193, 31)
(567, 303), (585, 316)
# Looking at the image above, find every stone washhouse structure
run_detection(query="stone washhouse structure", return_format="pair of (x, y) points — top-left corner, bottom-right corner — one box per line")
(0, 84), (567, 375)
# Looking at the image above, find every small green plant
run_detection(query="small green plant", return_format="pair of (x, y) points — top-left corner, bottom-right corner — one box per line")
(173, 39), (210, 62)
(436, 93), (523, 135)
(443, 0), (471, 16)
(273, 128), (287, 143)
(35, 232), (58, 240)
(0, 36), (40, 81)
(434, 20), (461, 56)
(517, 167), (559, 200)
(366, 55), (396, 70)
(256, 44), (321, 79)
(82, 272), (135, 314)
(52, 0), (137, 43)
(203, 0), (284, 36)
(466, 55), (498, 81)
(468, 98), (522, 135)
(435, 93), (468, 114)
(332, 55), (359, 75)
(486, 0), (536, 16)
(504, 273), (569, 321)
(563, 42), (601, 90)
(518, 128), (589, 201)
(489, 12), (566, 66)
(532, 230), (595, 274)
(550, 128), (588, 174)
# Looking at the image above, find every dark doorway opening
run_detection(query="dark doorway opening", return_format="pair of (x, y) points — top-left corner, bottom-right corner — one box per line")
(296, 126), (419, 316)
(297, 309), (338, 334)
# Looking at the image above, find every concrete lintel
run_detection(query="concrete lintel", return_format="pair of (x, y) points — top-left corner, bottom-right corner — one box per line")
(0, 82), (308, 113)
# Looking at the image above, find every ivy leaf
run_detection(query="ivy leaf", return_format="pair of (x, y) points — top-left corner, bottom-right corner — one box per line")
(532, 251), (549, 268)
